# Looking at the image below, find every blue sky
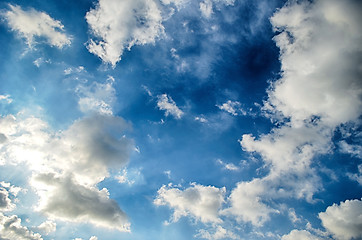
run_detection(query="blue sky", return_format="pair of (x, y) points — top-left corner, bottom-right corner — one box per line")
(0, 0), (361, 239)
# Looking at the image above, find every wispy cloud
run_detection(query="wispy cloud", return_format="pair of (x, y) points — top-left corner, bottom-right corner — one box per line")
(157, 94), (184, 119)
(2, 4), (71, 48)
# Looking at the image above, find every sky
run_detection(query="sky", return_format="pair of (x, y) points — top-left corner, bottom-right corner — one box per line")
(0, 0), (361, 239)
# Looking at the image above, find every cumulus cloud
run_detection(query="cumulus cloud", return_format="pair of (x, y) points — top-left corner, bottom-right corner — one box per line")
(36, 220), (56, 235)
(319, 199), (362, 240)
(1, 4), (71, 48)
(154, 183), (226, 224)
(281, 230), (321, 240)
(217, 100), (246, 116)
(157, 94), (184, 119)
(226, 0), (362, 227)
(0, 187), (14, 212)
(222, 179), (278, 226)
(0, 113), (133, 231)
(86, 0), (164, 66)
(268, 0), (362, 127)
(0, 213), (42, 240)
(240, 125), (332, 174)
(76, 76), (116, 115)
(32, 173), (129, 232)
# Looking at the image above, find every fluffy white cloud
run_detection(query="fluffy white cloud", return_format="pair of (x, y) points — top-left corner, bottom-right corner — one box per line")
(268, 0), (362, 127)
(154, 183), (226, 224)
(217, 100), (245, 116)
(86, 0), (164, 66)
(240, 124), (331, 174)
(76, 76), (116, 115)
(1, 4), (71, 48)
(0, 213), (42, 240)
(157, 94), (184, 119)
(227, 0), (362, 227)
(222, 179), (278, 226)
(0, 113), (133, 231)
(319, 199), (362, 240)
(281, 230), (321, 240)
(36, 220), (56, 235)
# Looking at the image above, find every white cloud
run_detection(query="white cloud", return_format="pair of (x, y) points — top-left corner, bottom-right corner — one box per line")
(2, 4), (71, 48)
(195, 225), (239, 240)
(268, 0), (362, 127)
(36, 220), (56, 235)
(225, 0), (362, 227)
(288, 208), (301, 224)
(216, 100), (245, 116)
(200, 0), (213, 19)
(0, 113), (133, 231)
(281, 230), (322, 240)
(319, 199), (362, 240)
(0, 95), (13, 104)
(222, 179), (278, 226)
(154, 183), (226, 224)
(157, 94), (184, 119)
(240, 124), (331, 174)
(0, 212), (42, 240)
(115, 168), (145, 186)
(33, 58), (51, 68)
(347, 164), (362, 185)
(160, 0), (190, 10)
(195, 116), (208, 123)
(64, 66), (85, 75)
(76, 76), (116, 115)
(86, 0), (164, 66)
(339, 140), (362, 159)
(216, 159), (239, 171)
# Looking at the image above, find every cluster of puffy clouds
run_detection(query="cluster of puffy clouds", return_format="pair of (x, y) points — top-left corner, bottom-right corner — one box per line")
(0, 4), (136, 235)
(0, 111), (133, 232)
(85, 0), (237, 67)
(0, 0), (361, 239)
(154, 0), (362, 238)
